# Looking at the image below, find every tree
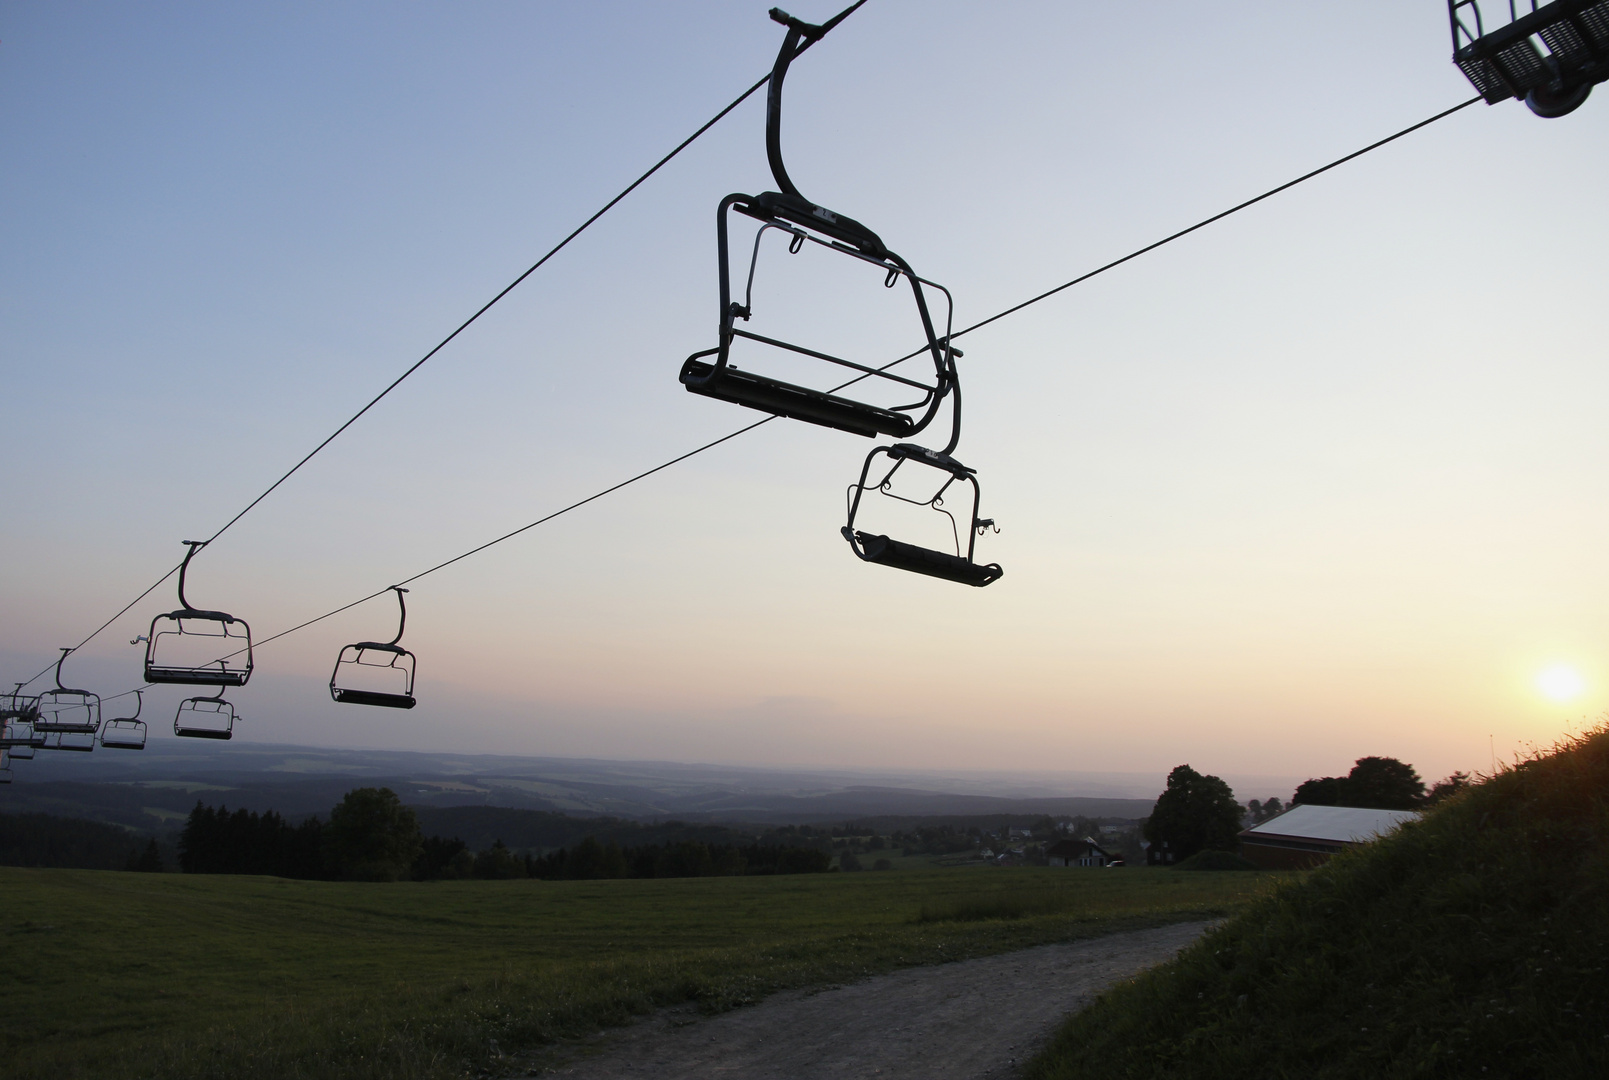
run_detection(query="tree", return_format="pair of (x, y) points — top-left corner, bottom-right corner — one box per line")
(127, 838), (164, 873)
(322, 787), (423, 881)
(1345, 756), (1424, 809)
(1143, 765), (1243, 861)
(1425, 770), (1472, 805)
(1293, 758), (1424, 810)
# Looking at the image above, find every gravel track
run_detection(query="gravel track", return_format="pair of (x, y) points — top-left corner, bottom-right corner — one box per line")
(525, 920), (1209, 1079)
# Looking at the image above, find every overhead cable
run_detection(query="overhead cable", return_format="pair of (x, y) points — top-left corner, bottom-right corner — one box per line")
(168, 95), (1486, 674)
(13, 1), (870, 691)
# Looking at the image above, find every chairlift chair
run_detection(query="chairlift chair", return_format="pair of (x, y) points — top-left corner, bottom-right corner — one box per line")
(34, 648), (101, 734)
(680, 7), (959, 440)
(144, 541), (253, 687)
(101, 691), (148, 750)
(173, 692), (237, 740)
(1, 684), (39, 725)
(38, 730), (97, 753)
(842, 442), (1003, 587)
(1450, 1), (1609, 116)
(0, 749), (11, 784)
(329, 587), (418, 709)
(3, 725), (39, 759)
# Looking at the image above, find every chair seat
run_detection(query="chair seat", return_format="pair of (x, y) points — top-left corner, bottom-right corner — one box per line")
(102, 735), (146, 750)
(331, 688), (417, 710)
(853, 531), (1003, 587)
(145, 666), (250, 686)
(175, 727), (233, 740)
(681, 359), (914, 438)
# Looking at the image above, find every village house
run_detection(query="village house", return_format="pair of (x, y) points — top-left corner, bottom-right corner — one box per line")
(1238, 804), (1420, 869)
(1045, 837), (1113, 867)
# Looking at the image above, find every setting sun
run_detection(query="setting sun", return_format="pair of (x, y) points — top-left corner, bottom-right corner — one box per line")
(1537, 664), (1586, 703)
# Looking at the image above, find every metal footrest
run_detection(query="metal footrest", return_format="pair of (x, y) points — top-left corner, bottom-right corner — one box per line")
(330, 688), (417, 710)
(852, 531), (1003, 587)
(681, 359), (915, 438)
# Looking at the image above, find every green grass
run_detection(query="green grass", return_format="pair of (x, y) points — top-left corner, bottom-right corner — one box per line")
(1, 865), (1274, 1079)
(1026, 728), (1609, 1080)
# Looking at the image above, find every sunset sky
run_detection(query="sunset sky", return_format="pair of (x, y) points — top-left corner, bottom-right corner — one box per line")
(3, 1), (1605, 795)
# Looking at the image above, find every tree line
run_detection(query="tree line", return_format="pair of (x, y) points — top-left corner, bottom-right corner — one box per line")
(1144, 755), (1473, 864)
(178, 787), (832, 882)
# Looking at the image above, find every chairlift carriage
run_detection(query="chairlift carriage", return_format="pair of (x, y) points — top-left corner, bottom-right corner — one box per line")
(174, 691), (238, 740)
(101, 691), (148, 750)
(1450, 1), (1609, 116)
(329, 586), (418, 710)
(144, 541), (253, 687)
(680, 7), (960, 440)
(1, 685), (43, 760)
(0, 749), (11, 784)
(842, 442), (1003, 587)
(39, 731), (97, 753)
(34, 648), (101, 734)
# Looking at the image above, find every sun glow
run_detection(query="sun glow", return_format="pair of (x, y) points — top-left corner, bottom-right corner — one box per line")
(1537, 664), (1586, 703)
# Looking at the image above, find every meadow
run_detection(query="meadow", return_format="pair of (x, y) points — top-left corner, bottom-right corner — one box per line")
(2, 863), (1274, 1079)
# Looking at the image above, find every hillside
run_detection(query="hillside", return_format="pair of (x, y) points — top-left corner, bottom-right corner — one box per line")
(1027, 727), (1609, 1079)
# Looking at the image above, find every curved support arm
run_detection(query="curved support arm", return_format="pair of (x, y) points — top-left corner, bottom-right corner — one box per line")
(53, 648), (72, 692)
(387, 587), (409, 647)
(764, 4), (868, 203)
(176, 540), (207, 612)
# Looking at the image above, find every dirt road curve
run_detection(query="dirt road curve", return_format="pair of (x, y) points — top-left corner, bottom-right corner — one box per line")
(529, 921), (1209, 1079)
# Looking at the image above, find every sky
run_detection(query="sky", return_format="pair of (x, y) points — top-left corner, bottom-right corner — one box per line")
(3, 1), (1606, 795)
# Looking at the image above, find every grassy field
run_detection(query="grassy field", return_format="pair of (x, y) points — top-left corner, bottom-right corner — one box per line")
(2, 863), (1274, 1079)
(1025, 728), (1609, 1079)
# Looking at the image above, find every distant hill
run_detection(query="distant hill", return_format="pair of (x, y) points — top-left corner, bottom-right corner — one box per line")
(0, 742), (1158, 830)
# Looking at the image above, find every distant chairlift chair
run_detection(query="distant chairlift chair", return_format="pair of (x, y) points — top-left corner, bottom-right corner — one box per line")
(34, 648), (101, 735)
(174, 691), (238, 740)
(101, 691), (149, 750)
(842, 442), (1003, 588)
(1, 685), (44, 760)
(144, 540), (254, 687)
(1450, 1), (1609, 115)
(329, 586), (418, 709)
(679, 7), (959, 440)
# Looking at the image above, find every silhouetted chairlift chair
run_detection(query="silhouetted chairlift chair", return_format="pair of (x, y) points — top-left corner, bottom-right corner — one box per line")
(0, 749), (11, 784)
(842, 442), (1003, 588)
(39, 730), (98, 753)
(174, 691), (237, 740)
(144, 540), (253, 687)
(1, 683), (40, 726)
(329, 586), (418, 710)
(1450, 1), (1609, 116)
(680, 7), (959, 440)
(3, 722), (39, 759)
(101, 691), (149, 750)
(34, 648), (102, 734)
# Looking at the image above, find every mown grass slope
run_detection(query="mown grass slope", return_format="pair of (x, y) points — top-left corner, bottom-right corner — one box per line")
(1027, 728), (1609, 1079)
(1, 863), (1273, 1079)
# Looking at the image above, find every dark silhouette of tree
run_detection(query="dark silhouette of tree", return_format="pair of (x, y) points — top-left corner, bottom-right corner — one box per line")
(322, 787), (422, 881)
(1424, 770), (1472, 805)
(1294, 757), (1425, 810)
(1143, 765), (1243, 861)
(471, 839), (527, 879)
(128, 838), (164, 872)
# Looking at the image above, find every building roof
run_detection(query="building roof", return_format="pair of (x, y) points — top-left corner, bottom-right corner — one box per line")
(1242, 804), (1420, 846)
(1046, 838), (1108, 858)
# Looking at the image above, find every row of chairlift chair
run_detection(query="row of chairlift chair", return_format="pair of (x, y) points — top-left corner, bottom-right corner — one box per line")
(7, 4), (1604, 774)
(680, 8), (1004, 588)
(0, 545), (418, 780)
(676, 2), (1609, 594)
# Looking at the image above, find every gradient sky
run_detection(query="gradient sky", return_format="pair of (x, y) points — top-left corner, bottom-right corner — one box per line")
(3, 2), (1605, 793)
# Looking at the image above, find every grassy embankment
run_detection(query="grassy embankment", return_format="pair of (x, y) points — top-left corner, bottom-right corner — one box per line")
(1027, 727), (1609, 1079)
(2, 862), (1274, 1079)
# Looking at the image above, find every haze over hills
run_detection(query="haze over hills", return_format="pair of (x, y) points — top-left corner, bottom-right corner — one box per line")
(0, 741), (1308, 833)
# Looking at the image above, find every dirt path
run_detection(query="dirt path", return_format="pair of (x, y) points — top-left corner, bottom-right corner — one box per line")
(526, 920), (1209, 1079)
